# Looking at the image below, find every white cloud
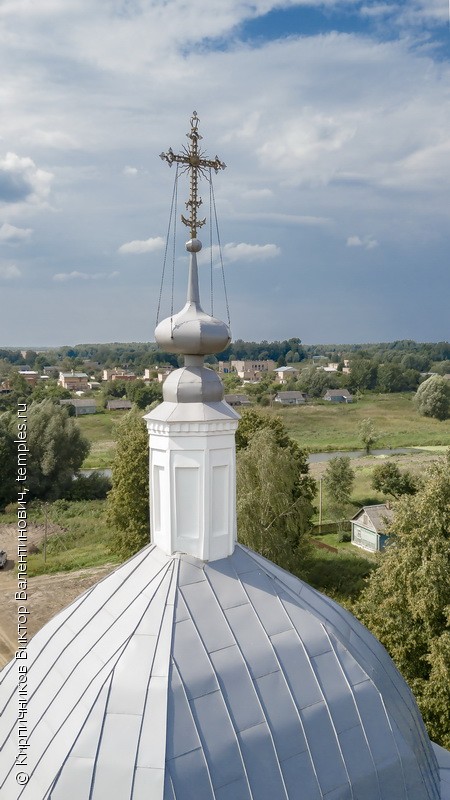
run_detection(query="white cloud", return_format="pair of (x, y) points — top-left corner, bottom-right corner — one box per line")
(241, 188), (273, 200)
(347, 235), (379, 250)
(0, 222), (32, 242)
(21, 129), (79, 149)
(0, 152), (53, 207)
(118, 236), (165, 254)
(359, 4), (399, 19)
(201, 242), (281, 265)
(0, 2), (449, 343)
(0, 263), (21, 279)
(237, 212), (332, 227)
(53, 270), (119, 282)
(223, 242), (281, 262)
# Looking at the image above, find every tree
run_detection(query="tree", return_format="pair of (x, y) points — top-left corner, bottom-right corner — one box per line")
(349, 358), (378, 391)
(358, 418), (378, 454)
(376, 363), (420, 393)
(31, 380), (71, 403)
(0, 415), (16, 511)
(297, 366), (331, 397)
(237, 429), (314, 572)
(236, 408), (294, 452)
(371, 462), (417, 499)
(414, 375), (450, 421)
(323, 456), (355, 523)
(107, 410), (150, 559)
(356, 452), (450, 747)
(26, 401), (90, 500)
(126, 379), (162, 409)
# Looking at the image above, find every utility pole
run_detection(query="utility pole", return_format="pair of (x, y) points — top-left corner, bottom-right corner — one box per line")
(319, 477), (323, 533)
(44, 503), (48, 563)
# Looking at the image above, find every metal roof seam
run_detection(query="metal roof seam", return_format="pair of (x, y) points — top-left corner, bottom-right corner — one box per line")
(166, 660), (217, 798)
(327, 632), (383, 800)
(196, 565), (267, 799)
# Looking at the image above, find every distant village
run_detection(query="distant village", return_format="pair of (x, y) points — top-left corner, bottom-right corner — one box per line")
(0, 354), (357, 415)
(1, 339), (449, 418)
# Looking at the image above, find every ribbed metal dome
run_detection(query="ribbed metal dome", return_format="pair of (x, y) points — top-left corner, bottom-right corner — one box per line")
(1, 543), (448, 800)
(155, 250), (231, 358)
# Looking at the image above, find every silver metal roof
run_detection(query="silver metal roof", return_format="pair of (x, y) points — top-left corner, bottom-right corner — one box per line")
(0, 543), (446, 799)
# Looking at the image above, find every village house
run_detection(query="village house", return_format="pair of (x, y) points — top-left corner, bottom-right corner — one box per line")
(351, 504), (394, 552)
(323, 388), (353, 403)
(274, 390), (307, 405)
(58, 371), (90, 391)
(144, 366), (174, 383)
(102, 368), (136, 382)
(60, 398), (97, 416)
(274, 365), (298, 384)
(227, 359), (276, 381)
(18, 369), (39, 387)
(224, 393), (252, 407)
(106, 399), (133, 411)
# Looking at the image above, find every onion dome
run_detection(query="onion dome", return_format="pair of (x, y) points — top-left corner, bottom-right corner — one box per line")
(1, 543), (448, 800)
(155, 240), (231, 358)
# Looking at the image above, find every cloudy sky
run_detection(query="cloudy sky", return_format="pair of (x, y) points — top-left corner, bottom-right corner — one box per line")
(0, 0), (449, 347)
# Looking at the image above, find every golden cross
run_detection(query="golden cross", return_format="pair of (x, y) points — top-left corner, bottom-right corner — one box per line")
(160, 111), (226, 239)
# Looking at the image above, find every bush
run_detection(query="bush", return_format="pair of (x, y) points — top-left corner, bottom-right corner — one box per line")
(65, 473), (112, 501)
(338, 532), (351, 543)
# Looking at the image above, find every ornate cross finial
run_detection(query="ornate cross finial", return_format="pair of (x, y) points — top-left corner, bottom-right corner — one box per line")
(159, 111), (226, 239)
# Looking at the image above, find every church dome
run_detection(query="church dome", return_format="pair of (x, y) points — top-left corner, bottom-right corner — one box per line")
(162, 365), (224, 403)
(1, 542), (447, 800)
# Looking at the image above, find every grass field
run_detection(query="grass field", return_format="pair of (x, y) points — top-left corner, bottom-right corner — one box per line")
(273, 393), (450, 452)
(75, 394), (450, 468)
(77, 410), (124, 468)
(24, 501), (120, 577)
(289, 533), (377, 607)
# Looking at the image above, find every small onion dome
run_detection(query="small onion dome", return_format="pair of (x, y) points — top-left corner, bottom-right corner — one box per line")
(155, 244), (231, 357)
(162, 365), (224, 403)
(155, 304), (231, 356)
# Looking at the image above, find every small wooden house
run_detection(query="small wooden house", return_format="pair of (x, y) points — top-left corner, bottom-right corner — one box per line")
(60, 398), (97, 416)
(106, 399), (132, 411)
(224, 394), (251, 408)
(274, 391), (307, 405)
(323, 389), (353, 403)
(350, 504), (394, 552)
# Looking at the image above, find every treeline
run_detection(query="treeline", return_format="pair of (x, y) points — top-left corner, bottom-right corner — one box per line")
(1, 339), (449, 381)
(216, 338), (450, 370)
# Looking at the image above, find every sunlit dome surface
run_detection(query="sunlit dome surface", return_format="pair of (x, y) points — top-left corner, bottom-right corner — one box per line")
(1, 542), (449, 799)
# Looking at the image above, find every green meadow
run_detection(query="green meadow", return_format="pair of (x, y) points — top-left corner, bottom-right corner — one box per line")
(272, 393), (450, 451)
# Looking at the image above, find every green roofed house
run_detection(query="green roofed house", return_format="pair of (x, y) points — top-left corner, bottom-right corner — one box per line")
(351, 503), (394, 552)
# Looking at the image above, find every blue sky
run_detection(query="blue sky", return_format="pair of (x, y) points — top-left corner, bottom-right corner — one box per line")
(0, 0), (449, 347)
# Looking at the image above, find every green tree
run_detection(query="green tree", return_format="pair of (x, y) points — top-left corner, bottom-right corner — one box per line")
(107, 410), (150, 559)
(126, 379), (162, 409)
(414, 375), (450, 421)
(358, 418), (379, 454)
(24, 401), (90, 499)
(376, 363), (420, 393)
(323, 456), (355, 523)
(236, 408), (315, 489)
(237, 429), (314, 572)
(349, 358), (378, 391)
(31, 380), (71, 403)
(236, 408), (293, 451)
(371, 462), (417, 499)
(297, 366), (331, 397)
(356, 452), (450, 747)
(0, 415), (16, 511)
